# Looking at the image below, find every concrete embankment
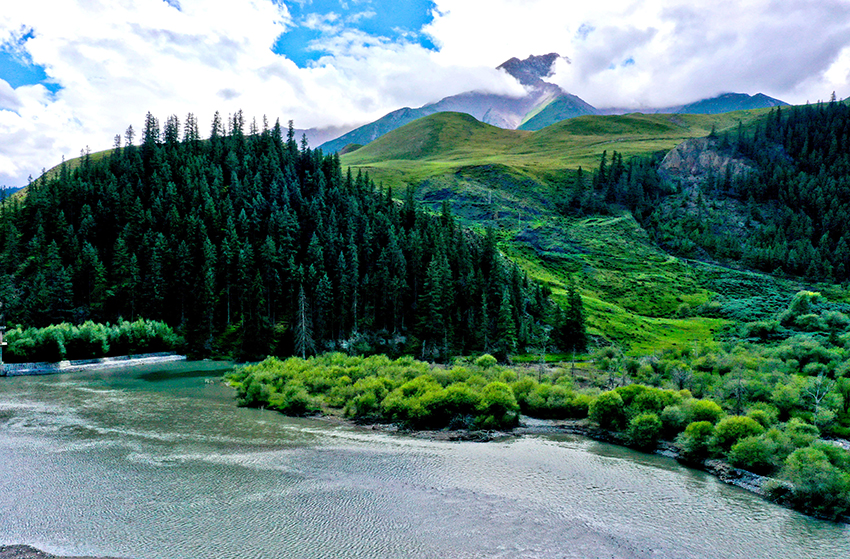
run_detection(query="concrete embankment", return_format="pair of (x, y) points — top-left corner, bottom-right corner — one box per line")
(1, 352), (185, 377)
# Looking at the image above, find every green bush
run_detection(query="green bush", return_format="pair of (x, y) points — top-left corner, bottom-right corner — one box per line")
(474, 354), (498, 369)
(781, 447), (850, 519)
(661, 404), (689, 437)
(675, 421), (715, 462)
(712, 416), (765, 453)
(728, 435), (777, 474)
(269, 383), (320, 416)
(589, 390), (626, 430)
(628, 413), (662, 449)
(685, 398), (725, 424)
(785, 418), (820, 448)
(476, 381), (520, 429)
(746, 404), (778, 428)
(64, 321), (110, 359)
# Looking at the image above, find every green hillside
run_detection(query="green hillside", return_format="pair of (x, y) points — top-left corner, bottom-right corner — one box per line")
(343, 110), (771, 188)
(517, 93), (598, 131)
(340, 108), (805, 352)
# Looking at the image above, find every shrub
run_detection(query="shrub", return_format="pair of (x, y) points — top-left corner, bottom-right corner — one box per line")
(785, 418), (819, 449)
(631, 388), (682, 415)
(615, 384), (648, 407)
(675, 421), (715, 462)
(565, 393), (593, 419)
(728, 435), (777, 474)
(712, 416), (765, 453)
(746, 404), (778, 428)
(474, 354), (498, 369)
(476, 381), (520, 429)
(628, 413), (662, 449)
(428, 383), (481, 424)
(685, 398), (725, 424)
(589, 390), (625, 430)
(781, 447), (850, 519)
(745, 320), (781, 340)
(661, 404), (689, 437)
(64, 321), (110, 359)
(269, 383), (320, 416)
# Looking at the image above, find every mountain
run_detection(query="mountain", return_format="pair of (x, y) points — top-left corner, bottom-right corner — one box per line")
(295, 124), (357, 149)
(517, 92), (599, 131)
(674, 92), (788, 114)
(497, 52), (561, 86)
(319, 54), (597, 153)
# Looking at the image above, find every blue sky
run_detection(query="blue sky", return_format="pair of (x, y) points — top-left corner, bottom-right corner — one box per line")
(1, 0), (850, 188)
(275, 0), (437, 67)
(0, 28), (60, 94)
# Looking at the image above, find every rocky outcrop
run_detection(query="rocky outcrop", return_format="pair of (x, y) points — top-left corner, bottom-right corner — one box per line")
(658, 137), (754, 184)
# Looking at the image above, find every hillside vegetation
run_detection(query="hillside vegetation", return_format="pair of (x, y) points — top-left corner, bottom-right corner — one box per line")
(0, 113), (584, 360)
(341, 109), (784, 351)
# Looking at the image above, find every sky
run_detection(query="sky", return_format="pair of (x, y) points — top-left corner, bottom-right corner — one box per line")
(1, 0), (850, 187)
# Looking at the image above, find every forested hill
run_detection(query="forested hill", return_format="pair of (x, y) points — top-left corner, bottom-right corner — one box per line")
(600, 99), (850, 281)
(0, 112), (581, 360)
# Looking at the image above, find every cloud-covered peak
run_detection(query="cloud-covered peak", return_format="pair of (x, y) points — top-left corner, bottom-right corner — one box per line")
(1, 0), (849, 187)
(497, 53), (565, 86)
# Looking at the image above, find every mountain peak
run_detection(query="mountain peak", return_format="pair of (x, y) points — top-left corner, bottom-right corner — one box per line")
(498, 53), (565, 86)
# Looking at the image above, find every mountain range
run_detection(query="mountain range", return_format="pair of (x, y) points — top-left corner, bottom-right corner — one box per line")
(317, 53), (787, 153)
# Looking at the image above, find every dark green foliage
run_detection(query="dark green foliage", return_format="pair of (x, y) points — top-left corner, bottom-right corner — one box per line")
(643, 102), (850, 281)
(780, 447), (850, 519)
(628, 412), (662, 449)
(0, 112), (568, 359)
(552, 284), (587, 352)
(557, 149), (667, 219)
(589, 390), (626, 430)
(675, 421), (715, 462)
(728, 435), (778, 474)
(2, 319), (178, 362)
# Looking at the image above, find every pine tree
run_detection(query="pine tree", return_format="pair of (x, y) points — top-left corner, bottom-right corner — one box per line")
(294, 284), (314, 359)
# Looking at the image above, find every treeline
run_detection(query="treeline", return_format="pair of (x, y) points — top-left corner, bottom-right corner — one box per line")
(0, 111), (584, 359)
(555, 149), (667, 220)
(733, 101), (850, 279)
(557, 101), (850, 282)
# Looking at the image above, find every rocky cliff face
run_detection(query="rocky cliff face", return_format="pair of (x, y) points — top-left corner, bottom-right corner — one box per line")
(497, 53), (565, 86)
(659, 137), (754, 184)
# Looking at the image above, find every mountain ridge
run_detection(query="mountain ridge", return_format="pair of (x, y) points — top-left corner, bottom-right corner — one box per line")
(319, 53), (597, 152)
(318, 52), (788, 152)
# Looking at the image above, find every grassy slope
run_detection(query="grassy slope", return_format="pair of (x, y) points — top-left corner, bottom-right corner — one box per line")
(341, 109), (801, 353)
(28, 109), (803, 354)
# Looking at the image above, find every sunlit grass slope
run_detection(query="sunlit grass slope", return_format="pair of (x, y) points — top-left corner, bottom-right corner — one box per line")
(342, 109), (771, 189)
(341, 108), (800, 353)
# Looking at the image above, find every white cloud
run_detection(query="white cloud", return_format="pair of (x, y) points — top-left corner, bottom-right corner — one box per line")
(1, 0), (849, 186)
(0, 0), (522, 186)
(425, 0), (850, 108)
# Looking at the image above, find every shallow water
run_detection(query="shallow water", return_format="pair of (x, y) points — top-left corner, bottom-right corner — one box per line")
(0, 362), (847, 559)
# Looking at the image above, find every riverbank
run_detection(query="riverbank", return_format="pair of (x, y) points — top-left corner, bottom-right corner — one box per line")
(0, 353), (185, 377)
(0, 545), (124, 559)
(332, 413), (850, 523)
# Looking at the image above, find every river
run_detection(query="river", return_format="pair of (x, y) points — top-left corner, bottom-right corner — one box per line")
(0, 361), (847, 559)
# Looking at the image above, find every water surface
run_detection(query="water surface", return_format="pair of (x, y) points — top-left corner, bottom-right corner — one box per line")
(0, 362), (847, 558)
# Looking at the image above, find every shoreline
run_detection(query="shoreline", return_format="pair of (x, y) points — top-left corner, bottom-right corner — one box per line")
(0, 545), (125, 559)
(0, 353), (186, 377)
(318, 413), (850, 523)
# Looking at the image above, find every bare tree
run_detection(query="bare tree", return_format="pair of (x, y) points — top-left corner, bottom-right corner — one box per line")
(804, 373), (835, 416)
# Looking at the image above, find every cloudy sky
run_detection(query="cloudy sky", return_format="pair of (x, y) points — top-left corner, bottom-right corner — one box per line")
(1, 0), (849, 187)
